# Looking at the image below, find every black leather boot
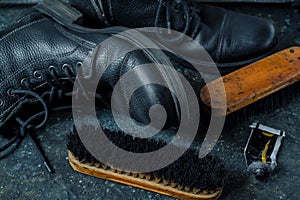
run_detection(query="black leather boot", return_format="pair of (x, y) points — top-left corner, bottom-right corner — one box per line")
(69, 0), (277, 74)
(0, 1), (180, 162)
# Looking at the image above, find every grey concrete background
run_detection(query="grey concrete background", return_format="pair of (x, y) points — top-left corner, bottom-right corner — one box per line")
(0, 2), (299, 200)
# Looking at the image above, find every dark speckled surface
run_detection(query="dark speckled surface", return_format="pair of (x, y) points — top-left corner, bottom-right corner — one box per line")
(0, 2), (300, 200)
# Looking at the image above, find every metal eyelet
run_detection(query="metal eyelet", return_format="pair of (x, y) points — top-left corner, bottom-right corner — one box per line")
(49, 65), (56, 71)
(0, 99), (4, 106)
(7, 89), (15, 97)
(20, 78), (27, 86)
(174, 4), (180, 12)
(34, 71), (42, 79)
(77, 62), (83, 67)
(62, 64), (71, 71)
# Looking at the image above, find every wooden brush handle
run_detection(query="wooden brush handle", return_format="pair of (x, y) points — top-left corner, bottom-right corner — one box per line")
(68, 151), (222, 200)
(200, 46), (300, 116)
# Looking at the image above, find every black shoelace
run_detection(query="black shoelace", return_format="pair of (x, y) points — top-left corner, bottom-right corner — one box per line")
(0, 62), (86, 173)
(155, 0), (200, 42)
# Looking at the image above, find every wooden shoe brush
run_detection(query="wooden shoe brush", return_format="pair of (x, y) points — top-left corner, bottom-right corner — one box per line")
(200, 46), (300, 122)
(67, 121), (225, 200)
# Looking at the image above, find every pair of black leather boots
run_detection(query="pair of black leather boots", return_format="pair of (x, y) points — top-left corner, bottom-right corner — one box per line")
(0, 0), (276, 160)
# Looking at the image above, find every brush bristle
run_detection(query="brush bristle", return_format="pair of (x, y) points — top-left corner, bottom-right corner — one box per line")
(224, 81), (300, 129)
(67, 124), (225, 191)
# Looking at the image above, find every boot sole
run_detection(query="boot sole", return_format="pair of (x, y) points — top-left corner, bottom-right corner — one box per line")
(167, 38), (279, 76)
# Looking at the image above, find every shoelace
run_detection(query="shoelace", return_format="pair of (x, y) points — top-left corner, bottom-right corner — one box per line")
(155, 0), (200, 42)
(0, 62), (86, 173)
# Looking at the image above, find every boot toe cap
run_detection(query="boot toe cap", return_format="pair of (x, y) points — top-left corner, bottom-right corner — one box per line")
(221, 13), (277, 63)
(244, 17), (276, 55)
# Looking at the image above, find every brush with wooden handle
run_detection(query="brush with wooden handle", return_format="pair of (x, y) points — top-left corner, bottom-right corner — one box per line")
(67, 123), (224, 200)
(201, 46), (300, 122)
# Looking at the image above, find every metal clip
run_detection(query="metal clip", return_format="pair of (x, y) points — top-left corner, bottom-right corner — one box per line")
(244, 123), (285, 180)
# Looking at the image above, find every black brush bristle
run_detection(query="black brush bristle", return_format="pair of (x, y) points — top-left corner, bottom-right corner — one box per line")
(67, 124), (225, 191)
(224, 81), (300, 129)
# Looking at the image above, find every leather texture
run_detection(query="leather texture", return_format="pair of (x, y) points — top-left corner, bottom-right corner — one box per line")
(69, 0), (277, 73)
(0, 7), (179, 129)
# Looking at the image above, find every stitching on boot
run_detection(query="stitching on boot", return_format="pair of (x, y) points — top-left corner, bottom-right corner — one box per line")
(0, 18), (46, 41)
(54, 23), (97, 48)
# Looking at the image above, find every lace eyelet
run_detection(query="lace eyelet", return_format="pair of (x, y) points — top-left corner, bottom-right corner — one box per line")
(20, 78), (27, 86)
(49, 65), (56, 71)
(174, 4), (181, 12)
(0, 99), (3, 106)
(77, 62), (83, 67)
(7, 89), (16, 97)
(62, 64), (71, 71)
(34, 71), (42, 79)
